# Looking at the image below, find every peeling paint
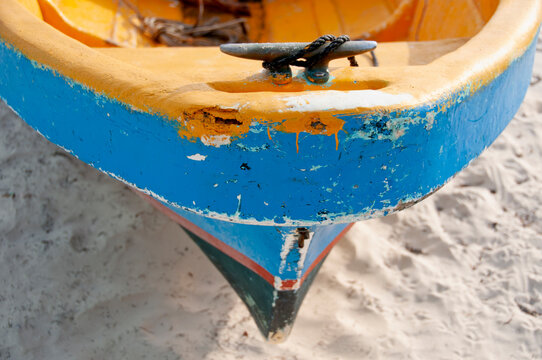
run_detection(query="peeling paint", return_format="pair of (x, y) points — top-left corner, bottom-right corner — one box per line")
(278, 231), (297, 275)
(187, 154), (207, 161)
(235, 194), (242, 215)
(295, 230), (314, 279)
(178, 107), (248, 145)
(200, 134), (231, 147)
(310, 165), (327, 172)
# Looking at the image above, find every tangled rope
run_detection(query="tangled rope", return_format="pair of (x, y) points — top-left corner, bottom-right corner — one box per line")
(140, 16), (246, 46)
(262, 35), (359, 72)
(118, 0), (248, 46)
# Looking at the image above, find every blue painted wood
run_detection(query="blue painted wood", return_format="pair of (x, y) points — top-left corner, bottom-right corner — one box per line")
(0, 34), (538, 227)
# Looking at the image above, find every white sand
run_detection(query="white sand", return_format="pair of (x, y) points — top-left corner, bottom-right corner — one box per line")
(1, 39), (541, 359)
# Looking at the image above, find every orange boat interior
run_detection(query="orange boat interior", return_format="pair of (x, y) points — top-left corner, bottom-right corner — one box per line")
(23, 0), (498, 48)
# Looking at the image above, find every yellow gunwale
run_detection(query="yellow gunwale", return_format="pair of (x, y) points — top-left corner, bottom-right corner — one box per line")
(0, 0), (541, 124)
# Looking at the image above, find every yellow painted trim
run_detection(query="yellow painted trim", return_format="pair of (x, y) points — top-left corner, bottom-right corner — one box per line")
(0, 0), (541, 127)
(37, 0), (113, 47)
(16, 0), (42, 19)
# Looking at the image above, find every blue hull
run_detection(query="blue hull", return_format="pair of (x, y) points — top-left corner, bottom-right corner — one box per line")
(0, 36), (536, 226)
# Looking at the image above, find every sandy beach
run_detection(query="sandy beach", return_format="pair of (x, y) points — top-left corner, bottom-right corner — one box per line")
(1, 36), (541, 359)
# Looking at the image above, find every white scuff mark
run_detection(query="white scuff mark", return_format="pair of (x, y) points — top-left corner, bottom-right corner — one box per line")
(310, 165), (326, 172)
(278, 231), (298, 275)
(295, 230), (314, 279)
(219, 103), (241, 110)
(273, 277), (282, 291)
(201, 135), (231, 147)
(235, 194), (242, 215)
(271, 286), (279, 307)
(56, 144), (77, 157)
(186, 154), (207, 161)
(280, 90), (415, 112)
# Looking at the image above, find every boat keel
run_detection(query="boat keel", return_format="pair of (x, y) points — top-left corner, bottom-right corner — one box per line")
(185, 227), (327, 342)
(137, 192), (352, 341)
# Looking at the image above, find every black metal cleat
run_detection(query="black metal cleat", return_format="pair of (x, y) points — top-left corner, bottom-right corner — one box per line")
(220, 36), (377, 85)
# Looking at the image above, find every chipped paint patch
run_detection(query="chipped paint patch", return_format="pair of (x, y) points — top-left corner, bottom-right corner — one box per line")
(295, 230), (313, 279)
(235, 194), (242, 215)
(236, 143), (270, 152)
(310, 165), (327, 171)
(187, 154), (207, 161)
(201, 134), (231, 147)
(278, 231), (297, 275)
(345, 112), (429, 141)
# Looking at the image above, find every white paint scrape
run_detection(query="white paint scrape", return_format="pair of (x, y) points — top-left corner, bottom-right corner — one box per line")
(278, 231), (298, 275)
(281, 90), (415, 112)
(201, 135), (231, 147)
(186, 154), (207, 161)
(295, 230), (313, 279)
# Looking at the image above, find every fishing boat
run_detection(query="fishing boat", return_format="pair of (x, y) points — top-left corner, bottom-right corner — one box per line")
(0, 0), (540, 342)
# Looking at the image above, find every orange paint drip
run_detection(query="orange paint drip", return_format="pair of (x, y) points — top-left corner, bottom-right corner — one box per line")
(177, 106), (347, 152)
(273, 113), (346, 153)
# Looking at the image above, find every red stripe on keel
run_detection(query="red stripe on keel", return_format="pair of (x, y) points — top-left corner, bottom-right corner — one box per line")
(136, 192), (276, 286)
(135, 191), (354, 291)
(280, 279), (298, 291)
